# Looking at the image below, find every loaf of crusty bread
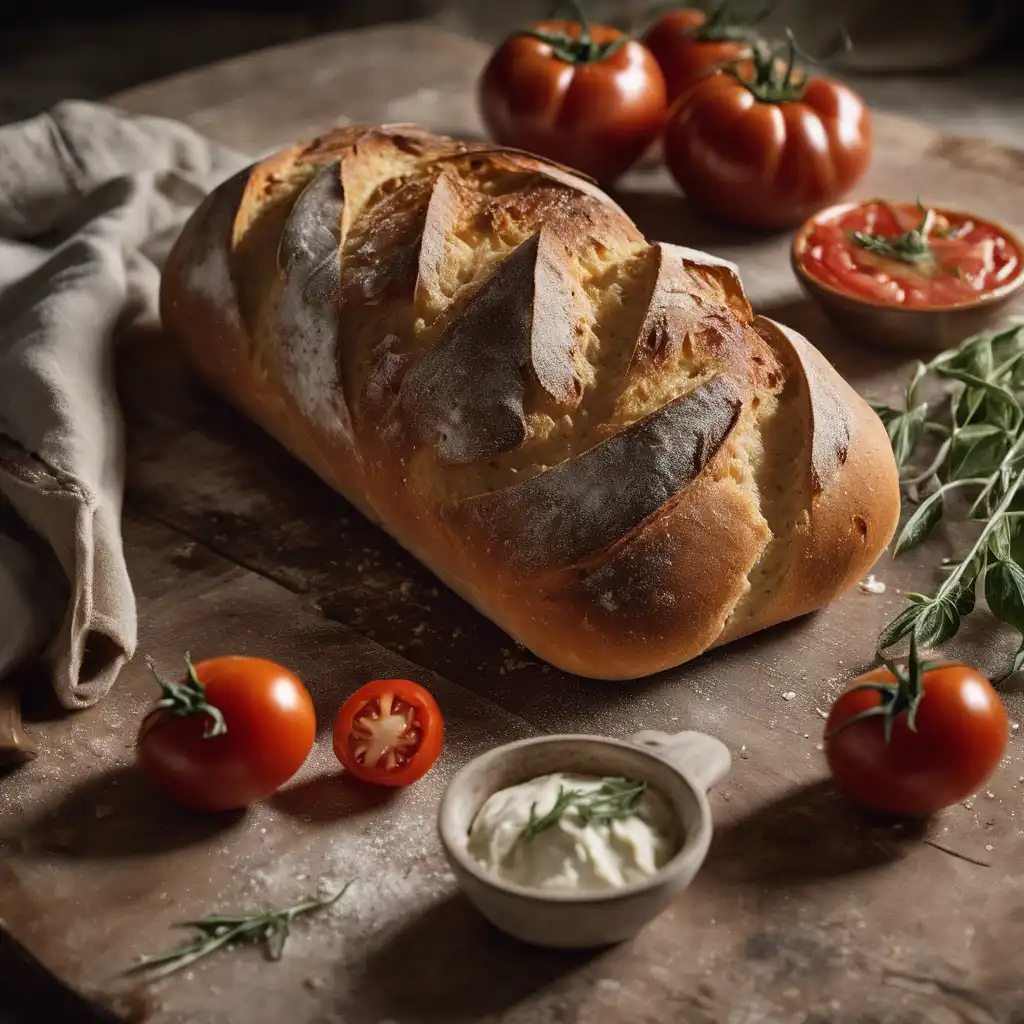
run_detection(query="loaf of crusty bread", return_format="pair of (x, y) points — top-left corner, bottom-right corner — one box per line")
(161, 124), (900, 680)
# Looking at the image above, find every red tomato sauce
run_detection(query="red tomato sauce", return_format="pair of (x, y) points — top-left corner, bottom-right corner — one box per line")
(797, 200), (1022, 308)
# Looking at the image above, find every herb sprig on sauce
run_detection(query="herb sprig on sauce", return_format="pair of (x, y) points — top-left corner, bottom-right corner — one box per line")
(516, 777), (647, 845)
(851, 207), (933, 264)
(849, 201), (963, 276)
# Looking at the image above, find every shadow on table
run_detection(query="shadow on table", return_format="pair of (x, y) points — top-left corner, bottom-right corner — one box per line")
(608, 185), (780, 253)
(4, 765), (244, 859)
(270, 769), (397, 823)
(349, 893), (600, 1024)
(757, 297), (911, 385)
(704, 779), (926, 886)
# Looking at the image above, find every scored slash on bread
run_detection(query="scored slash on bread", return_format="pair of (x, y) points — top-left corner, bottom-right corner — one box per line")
(161, 124), (900, 680)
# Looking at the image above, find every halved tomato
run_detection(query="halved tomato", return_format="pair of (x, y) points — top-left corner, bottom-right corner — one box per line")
(333, 679), (444, 786)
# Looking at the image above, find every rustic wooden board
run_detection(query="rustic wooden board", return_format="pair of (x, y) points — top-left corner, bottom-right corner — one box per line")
(2, 21), (1024, 1024)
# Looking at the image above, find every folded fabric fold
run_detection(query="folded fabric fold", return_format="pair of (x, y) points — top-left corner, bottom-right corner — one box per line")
(0, 100), (248, 708)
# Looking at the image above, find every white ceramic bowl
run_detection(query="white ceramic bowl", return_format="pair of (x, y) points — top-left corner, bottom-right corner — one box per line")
(437, 729), (730, 949)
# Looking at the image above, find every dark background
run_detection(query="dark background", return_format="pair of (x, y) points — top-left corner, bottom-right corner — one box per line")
(2, 1), (1023, 131)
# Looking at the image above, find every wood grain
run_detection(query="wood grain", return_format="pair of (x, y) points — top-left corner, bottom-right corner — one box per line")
(1, 21), (1024, 1024)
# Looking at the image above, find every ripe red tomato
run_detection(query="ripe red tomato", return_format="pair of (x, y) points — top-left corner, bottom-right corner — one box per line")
(663, 42), (872, 229)
(138, 656), (316, 812)
(478, 17), (667, 182)
(824, 650), (1009, 817)
(643, 6), (758, 105)
(333, 679), (443, 786)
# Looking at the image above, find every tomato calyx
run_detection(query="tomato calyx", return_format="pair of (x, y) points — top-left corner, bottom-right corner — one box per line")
(146, 653), (227, 739)
(686, 1), (771, 44)
(515, 1), (630, 65)
(726, 27), (848, 103)
(824, 633), (946, 744)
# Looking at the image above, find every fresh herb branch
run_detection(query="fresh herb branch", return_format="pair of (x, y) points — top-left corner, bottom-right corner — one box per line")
(128, 885), (349, 979)
(515, 777), (647, 846)
(146, 653), (227, 739)
(870, 321), (1024, 674)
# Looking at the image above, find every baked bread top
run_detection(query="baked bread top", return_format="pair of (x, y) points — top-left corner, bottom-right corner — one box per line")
(162, 124), (901, 679)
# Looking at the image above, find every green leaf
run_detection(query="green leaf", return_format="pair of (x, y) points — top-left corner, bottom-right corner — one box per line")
(952, 386), (989, 429)
(948, 424), (1011, 480)
(989, 323), (1024, 365)
(913, 596), (962, 649)
(980, 390), (1022, 433)
(867, 400), (904, 426)
(988, 518), (1013, 560)
(953, 578), (977, 616)
(960, 552), (985, 590)
(878, 603), (924, 651)
(892, 488), (945, 555)
(985, 559), (1024, 635)
(1009, 521), (1024, 565)
(905, 360), (928, 407)
(936, 368), (1021, 430)
(887, 406), (929, 469)
(1012, 642), (1024, 675)
(930, 331), (992, 375)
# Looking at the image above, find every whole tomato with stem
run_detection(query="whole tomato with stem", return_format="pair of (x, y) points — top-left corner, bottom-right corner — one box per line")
(137, 654), (316, 812)
(663, 30), (872, 229)
(643, 1), (768, 105)
(824, 633), (1009, 817)
(479, 2), (667, 182)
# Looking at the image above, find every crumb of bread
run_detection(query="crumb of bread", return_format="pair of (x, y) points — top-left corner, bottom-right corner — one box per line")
(858, 574), (886, 594)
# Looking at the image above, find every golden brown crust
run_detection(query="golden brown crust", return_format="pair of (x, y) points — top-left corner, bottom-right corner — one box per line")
(161, 124), (900, 680)
(716, 318), (902, 647)
(451, 373), (744, 573)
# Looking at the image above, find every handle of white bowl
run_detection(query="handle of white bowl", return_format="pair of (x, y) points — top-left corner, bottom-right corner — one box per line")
(629, 730), (731, 792)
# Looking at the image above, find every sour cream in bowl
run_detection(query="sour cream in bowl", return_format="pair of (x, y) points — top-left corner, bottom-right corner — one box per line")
(437, 730), (730, 949)
(468, 772), (676, 893)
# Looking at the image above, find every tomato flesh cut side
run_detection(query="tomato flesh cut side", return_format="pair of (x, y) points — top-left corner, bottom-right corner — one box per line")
(333, 679), (444, 787)
(349, 693), (422, 772)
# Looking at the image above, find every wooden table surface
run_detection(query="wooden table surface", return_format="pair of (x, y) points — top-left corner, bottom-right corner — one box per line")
(2, 21), (1024, 1024)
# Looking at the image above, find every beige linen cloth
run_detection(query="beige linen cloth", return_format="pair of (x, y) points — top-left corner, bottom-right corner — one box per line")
(0, 101), (247, 708)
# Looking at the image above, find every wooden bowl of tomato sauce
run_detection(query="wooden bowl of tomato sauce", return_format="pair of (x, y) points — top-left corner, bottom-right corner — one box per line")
(792, 199), (1024, 352)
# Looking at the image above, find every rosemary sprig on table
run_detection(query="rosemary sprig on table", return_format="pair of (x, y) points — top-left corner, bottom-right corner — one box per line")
(516, 777), (647, 845)
(128, 885), (349, 979)
(870, 322), (1024, 674)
